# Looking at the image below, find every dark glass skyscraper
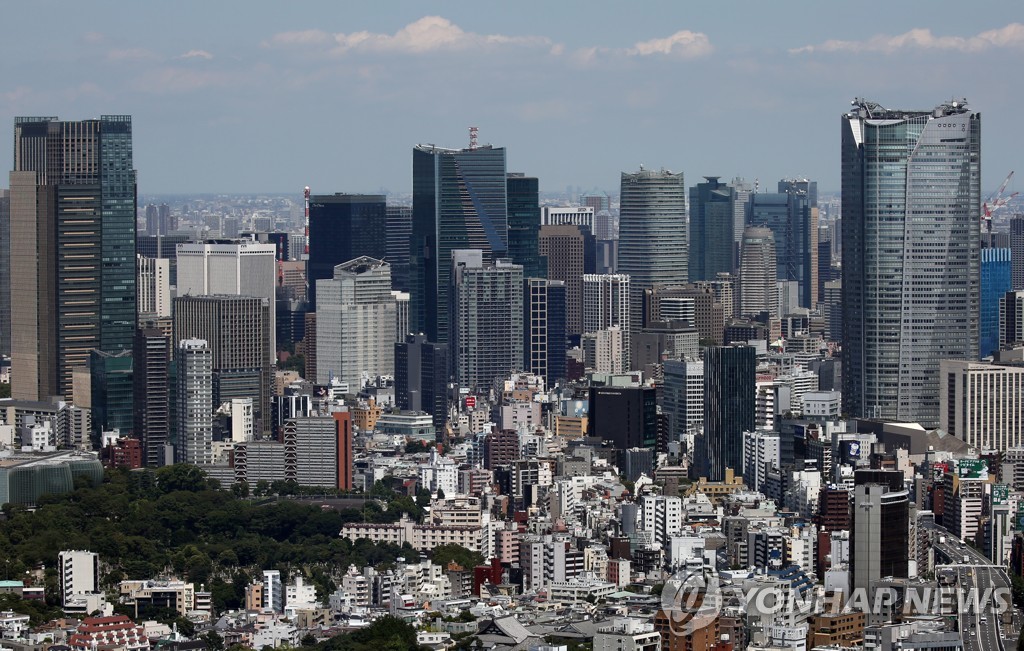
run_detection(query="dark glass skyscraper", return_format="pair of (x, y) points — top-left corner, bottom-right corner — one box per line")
(506, 173), (546, 280)
(411, 144), (507, 343)
(10, 116), (137, 403)
(688, 176), (735, 282)
(748, 183), (818, 309)
(699, 345), (755, 482)
(307, 193), (386, 309)
(385, 204), (413, 293)
(842, 99), (980, 426)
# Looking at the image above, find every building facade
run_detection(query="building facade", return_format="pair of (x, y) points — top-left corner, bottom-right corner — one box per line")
(176, 339), (214, 466)
(307, 194), (386, 309)
(981, 248), (1012, 358)
(699, 345), (756, 481)
(738, 226), (779, 318)
(940, 360), (1024, 451)
(842, 100), (980, 426)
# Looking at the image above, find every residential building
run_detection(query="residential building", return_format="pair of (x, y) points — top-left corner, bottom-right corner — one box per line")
(842, 100), (980, 426)
(449, 252), (524, 391)
(176, 339), (213, 466)
(58, 550), (99, 605)
(133, 329), (170, 467)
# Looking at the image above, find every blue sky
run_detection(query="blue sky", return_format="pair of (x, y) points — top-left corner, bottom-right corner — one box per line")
(2, 1), (1022, 195)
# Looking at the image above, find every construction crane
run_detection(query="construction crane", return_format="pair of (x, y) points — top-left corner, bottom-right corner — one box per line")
(982, 171), (1018, 231)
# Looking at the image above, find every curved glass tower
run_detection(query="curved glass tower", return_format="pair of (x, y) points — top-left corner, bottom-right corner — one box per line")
(841, 99), (980, 426)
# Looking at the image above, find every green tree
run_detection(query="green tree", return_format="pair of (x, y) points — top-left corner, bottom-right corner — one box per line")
(430, 544), (484, 570)
(203, 632), (225, 651)
(155, 464), (210, 493)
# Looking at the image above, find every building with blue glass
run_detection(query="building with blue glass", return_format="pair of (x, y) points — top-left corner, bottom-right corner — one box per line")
(981, 248), (1011, 358)
(411, 144), (508, 344)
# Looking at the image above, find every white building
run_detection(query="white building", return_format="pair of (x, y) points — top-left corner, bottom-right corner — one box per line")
(542, 206), (595, 230)
(593, 618), (660, 651)
(137, 255), (171, 317)
(177, 339), (214, 466)
(58, 550), (98, 605)
(940, 360), (1024, 450)
(639, 495), (683, 548)
(583, 326), (626, 374)
(583, 274), (631, 366)
(803, 391), (842, 419)
(743, 427), (781, 493)
(263, 570), (283, 613)
(176, 239), (277, 363)
(229, 398), (254, 443)
(316, 257), (396, 387)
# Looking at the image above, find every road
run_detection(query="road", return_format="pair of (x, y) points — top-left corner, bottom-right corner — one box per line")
(934, 531), (1017, 651)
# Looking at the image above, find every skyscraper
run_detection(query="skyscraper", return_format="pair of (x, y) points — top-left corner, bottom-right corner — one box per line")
(1011, 216), (1024, 291)
(137, 255), (171, 318)
(698, 345), (755, 482)
(506, 174), (546, 280)
(385, 204), (413, 294)
(980, 248), (1012, 358)
(173, 295), (272, 436)
(582, 274), (631, 368)
(1000, 291), (1024, 348)
(176, 240), (278, 362)
(133, 328), (170, 467)
(851, 475), (909, 593)
(449, 251), (523, 390)
(307, 194), (387, 309)
(411, 144), (507, 343)
(662, 358), (704, 445)
(618, 168), (688, 333)
(539, 224), (591, 336)
(10, 116), (137, 402)
(842, 99), (980, 426)
(176, 338), (214, 466)
(738, 227), (779, 318)
(525, 278), (567, 388)
(0, 189), (9, 358)
(315, 257), (396, 387)
(748, 182), (819, 309)
(688, 176), (736, 282)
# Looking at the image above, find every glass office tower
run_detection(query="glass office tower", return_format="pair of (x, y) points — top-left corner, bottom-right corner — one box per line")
(841, 99), (980, 426)
(411, 144), (507, 344)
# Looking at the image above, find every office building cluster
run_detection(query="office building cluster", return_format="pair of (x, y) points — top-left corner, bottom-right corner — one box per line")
(2, 99), (1024, 651)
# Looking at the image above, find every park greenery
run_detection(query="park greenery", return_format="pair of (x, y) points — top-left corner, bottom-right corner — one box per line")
(0, 466), (438, 617)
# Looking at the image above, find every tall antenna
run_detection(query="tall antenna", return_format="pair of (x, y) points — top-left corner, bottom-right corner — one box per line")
(469, 126), (479, 150)
(303, 186), (310, 259)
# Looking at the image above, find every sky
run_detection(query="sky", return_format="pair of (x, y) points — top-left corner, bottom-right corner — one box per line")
(2, 1), (1023, 196)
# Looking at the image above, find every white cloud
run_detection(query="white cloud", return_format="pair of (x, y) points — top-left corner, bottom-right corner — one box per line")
(628, 30), (713, 58)
(265, 16), (552, 55)
(791, 23), (1024, 55)
(178, 49), (214, 61)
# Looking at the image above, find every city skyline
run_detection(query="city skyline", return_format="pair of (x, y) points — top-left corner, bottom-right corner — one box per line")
(1, 2), (1022, 195)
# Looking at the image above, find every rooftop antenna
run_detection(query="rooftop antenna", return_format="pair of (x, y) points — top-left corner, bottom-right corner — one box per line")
(469, 126), (479, 150)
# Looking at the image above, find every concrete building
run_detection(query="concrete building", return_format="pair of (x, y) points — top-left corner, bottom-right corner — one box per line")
(176, 339), (213, 466)
(739, 226), (779, 318)
(137, 255), (171, 318)
(133, 329), (170, 467)
(58, 550), (99, 605)
(315, 257), (396, 388)
(1001, 290), (1024, 348)
(176, 239), (277, 362)
(539, 224), (591, 336)
(940, 360), (1024, 451)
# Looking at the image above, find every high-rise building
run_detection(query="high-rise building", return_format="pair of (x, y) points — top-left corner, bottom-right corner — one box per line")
(539, 224), (592, 336)
(698, 345), (755, 481)
(10, 116), (137, 403)
(851, 480), (909, 593)
(176, 339), (214, 466)
(525, 278), (567, 388)
(89, 350), (133, 440)
(315, 257), (396, 387)
(0, 189), (9, 358)
(582, 274), (631, 368)
(385, 204), (412, 294)
(507, 174), (546, 279)
(411, 144), (507, 343)
(748, 182), (819, 308)
(662, 358), (704, 444)
(307, 193), (386, 309)
(738, 227), (779, 317)
(174, 295), (272, 435)
(137, 255), (171, 318)
(176, 240), (278, 362)
(283, 416), (352, 489)
(449, 252), (523, 390)
(395, 334), (448, 431)
(1011, 216), (1024, 291)
(688, 176), (736, 282)
(842, 99), (980, 426)
(981, 248), (1012, 358)
(619, 168), (688, 332)
(1001, 290), (1024, 348)
(133, 329), (170, 467)
(646, 284), (724, 344)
